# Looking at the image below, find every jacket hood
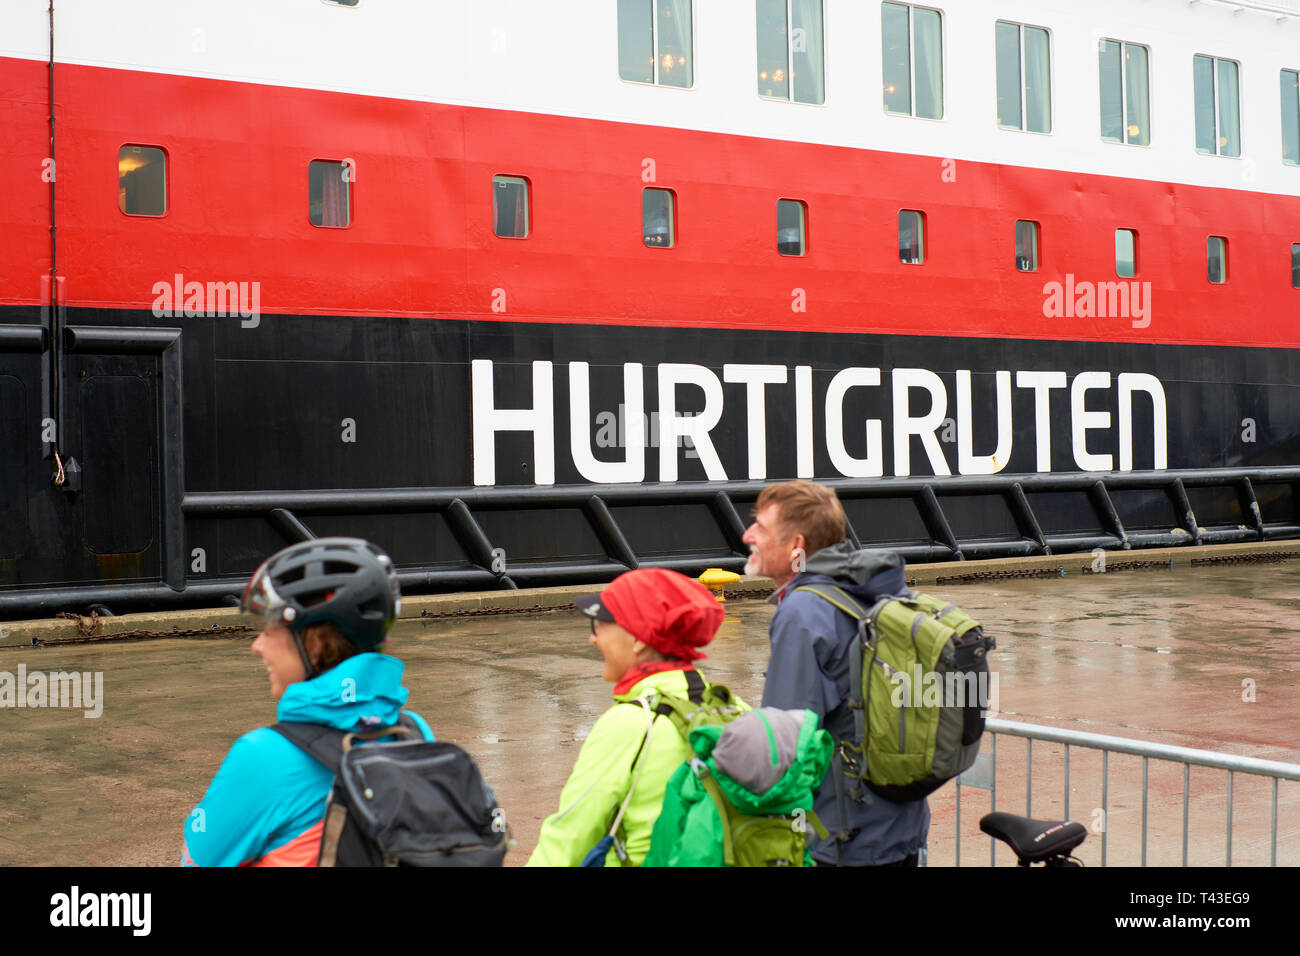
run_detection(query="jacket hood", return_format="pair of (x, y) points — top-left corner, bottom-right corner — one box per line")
(691, 708), (832, 815)
(275, 652), (410, 731)
(775, 540), (908, 603)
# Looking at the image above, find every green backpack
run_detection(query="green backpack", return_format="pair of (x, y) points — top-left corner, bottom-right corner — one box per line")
(794, 585), (996, 804)
(641, 675), (831, 867)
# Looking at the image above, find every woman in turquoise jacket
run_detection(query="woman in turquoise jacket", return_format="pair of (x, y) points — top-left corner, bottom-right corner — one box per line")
(183, 537), (432, 867)
(527, 568), (737, 867)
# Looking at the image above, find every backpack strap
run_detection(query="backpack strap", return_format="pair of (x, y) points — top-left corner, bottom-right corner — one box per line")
(272, 712), (422, 774)
(693, 761), (737, 868)
(792, 585), (891, 851)
(791, 584), (876, 756)
(272, 722), (346, 774)
(792, 584), (870, 621)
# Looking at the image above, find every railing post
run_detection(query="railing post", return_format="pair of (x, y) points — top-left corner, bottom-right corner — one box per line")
(1101, 750), (1109, 867)
(990, 733), (997, 867)
(1183, 763), (1190, 867)
(1226, 771), (1233, 866)
(955, 776), (961, 868)
(1064, 743), (1070, 819)
(1141, 757), (1148, 867)
(1026, 737), (1032, 817)
(1272, 777), (1279, 868)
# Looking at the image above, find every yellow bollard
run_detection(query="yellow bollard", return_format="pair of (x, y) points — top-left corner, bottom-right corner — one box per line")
(698, 568), (741, 603)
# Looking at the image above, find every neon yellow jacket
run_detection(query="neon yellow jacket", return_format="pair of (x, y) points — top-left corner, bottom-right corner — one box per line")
(526, 667), (746, 867)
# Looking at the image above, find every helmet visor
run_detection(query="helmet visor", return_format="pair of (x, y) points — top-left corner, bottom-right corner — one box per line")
(240, 562), (294, 632)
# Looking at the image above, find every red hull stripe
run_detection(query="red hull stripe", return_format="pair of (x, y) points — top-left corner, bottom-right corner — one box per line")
(3, 57), (1299, 349)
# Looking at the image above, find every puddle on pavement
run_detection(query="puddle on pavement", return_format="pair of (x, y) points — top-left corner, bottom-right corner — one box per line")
(1, 562), (1297, 865)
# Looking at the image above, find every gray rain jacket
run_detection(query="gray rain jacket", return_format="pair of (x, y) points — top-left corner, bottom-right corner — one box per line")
(759, 541), (930, 865)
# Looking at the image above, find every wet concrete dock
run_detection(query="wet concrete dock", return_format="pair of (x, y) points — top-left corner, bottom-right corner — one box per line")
(1, 557), (1297, 866)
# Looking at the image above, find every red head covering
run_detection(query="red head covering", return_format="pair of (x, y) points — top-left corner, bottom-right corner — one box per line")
(596, 569), (724, 662)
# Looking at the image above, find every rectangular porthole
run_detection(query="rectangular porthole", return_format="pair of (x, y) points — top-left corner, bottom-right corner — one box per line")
(1015, 220), (1039, 271)
(1115, 229), (1137, 277)
(492, 175), (530, 238)
(898, 210), (925, 264)
(777, 199), (807, 256)
(1207, 236), (1227, 283)
(308, 159), (352, 228)
(119, 145), (167, 216)
(642, 187), (676, 247)
(1292, 244), (1300, 289)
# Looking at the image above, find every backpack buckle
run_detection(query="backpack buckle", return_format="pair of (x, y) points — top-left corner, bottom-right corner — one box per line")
(837, 740), (864, 777)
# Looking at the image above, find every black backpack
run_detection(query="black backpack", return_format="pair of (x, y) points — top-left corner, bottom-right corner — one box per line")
(273, 715), (509, 866)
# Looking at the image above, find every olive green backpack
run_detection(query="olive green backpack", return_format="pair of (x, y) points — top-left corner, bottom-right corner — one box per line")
(794, 585), (996, 804)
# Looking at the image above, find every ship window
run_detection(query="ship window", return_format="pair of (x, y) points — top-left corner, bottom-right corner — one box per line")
(309, 160), (352, 228)
(1099, 40), (1150, 146)
(882, 3), (943, 119)
(118, 145), (167, 217)
(1292, 244), (1300, 289)
(996, 21), (1051, 133)
(756, 0), (825, 104)
(1015, 220), (1039, 272)
(1115, 229), (1137, 277)
(642, 188), (676, 247)
(899, 210), (925, 264)
(1207, 236), (1227, 283)
(1282, 70), (1300, 165)
(619, 0), (693, 88)
(492, 175), (530, 238)
(778, 199), (806, 256)
(1194, 55), (1240, 157)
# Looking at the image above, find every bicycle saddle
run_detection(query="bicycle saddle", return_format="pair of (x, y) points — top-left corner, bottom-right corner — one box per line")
(979, 812), (1087, 864)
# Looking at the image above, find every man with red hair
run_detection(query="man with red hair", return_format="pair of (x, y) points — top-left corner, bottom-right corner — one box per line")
(527, 567), (738, 866)
(743, 480), (930, 866)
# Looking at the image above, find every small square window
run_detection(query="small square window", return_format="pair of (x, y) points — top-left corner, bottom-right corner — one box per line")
(119, 145), (167, 216)
(1207, 236), (1227, 283)
(1292, 243), (1300, 289)
(309, 159), (352, 228)
(642, 187), (676, 247)
(1015, 220), (1039, 271)
(492, 175), (530, 238)
(899, 210), (925, 264)
(777, 199), (807, 256)
(1115, 229), (1137, 277)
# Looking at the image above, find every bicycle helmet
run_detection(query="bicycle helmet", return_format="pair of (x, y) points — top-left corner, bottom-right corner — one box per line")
(241, 537), (401, 678)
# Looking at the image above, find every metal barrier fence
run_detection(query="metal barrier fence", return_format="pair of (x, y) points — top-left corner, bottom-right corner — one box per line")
(944, 718), (1300, 866)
